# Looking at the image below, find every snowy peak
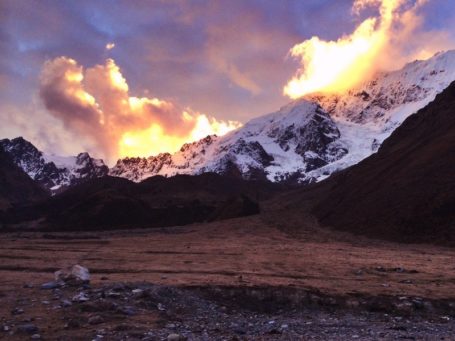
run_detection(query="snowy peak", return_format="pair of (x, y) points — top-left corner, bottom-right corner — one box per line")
(0, 137), (108, 192)
(296, 50), (455, 182)
(110, 100), (348, 182)
(310, 50), (455, 128)
(110, 50), (455, 184)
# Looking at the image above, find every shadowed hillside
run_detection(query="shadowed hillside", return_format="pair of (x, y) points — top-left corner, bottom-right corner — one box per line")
(311, 81), (455, 244)
(0, 147), (48, 212)
(3, 173), (285, 230)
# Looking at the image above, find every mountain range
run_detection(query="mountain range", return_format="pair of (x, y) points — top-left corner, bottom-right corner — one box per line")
(0, 51), (454, 243)
(2, 50), (455, 193)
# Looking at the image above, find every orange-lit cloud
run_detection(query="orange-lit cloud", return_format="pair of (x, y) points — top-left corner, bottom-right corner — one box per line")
(105, 42), (115, 50)
(39, 57), (241, 163)
(284, 0), (453, 98)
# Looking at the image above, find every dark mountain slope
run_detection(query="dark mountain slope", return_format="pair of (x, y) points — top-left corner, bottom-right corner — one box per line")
(10, 173), (285, 230)
(312, 81), (455, 243)
(0, 147), (48, 212)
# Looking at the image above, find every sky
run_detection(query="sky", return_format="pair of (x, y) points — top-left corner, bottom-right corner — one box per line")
(1, 0), (454, 163)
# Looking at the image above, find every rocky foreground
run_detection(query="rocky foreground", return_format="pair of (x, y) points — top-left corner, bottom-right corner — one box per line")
(1, 219), (455, 340)
(2, 277), (455, 340)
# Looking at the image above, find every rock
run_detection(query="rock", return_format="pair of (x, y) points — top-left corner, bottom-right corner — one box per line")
(11, 307), (24, 315)
(17, 323), (38, 334)
(23, 283), (34, 288)
(105, 291), (122, 298)
(167, 333), (184, 341)
(40, 281), (61, 290)
(31, 334), (41, 339)
(88, 315), (104, 325)
(394, 301), (414, 314)
(100, 276), (108, 280)
(72, 292), (90, 302)
(61, 299), (72, 307)
(118, 306), (136, 316)
(64, 319), (81, 329)
(346, 299), (360, 309)
(267, 328), (282, 335)
(55, 264), (90, 286)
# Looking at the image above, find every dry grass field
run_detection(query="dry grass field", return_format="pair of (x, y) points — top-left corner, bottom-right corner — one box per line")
(1, 215), (455, 339)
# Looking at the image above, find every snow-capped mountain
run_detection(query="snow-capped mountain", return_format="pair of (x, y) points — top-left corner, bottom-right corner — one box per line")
(111, 50), (455, 183)
(0, 137), (109, 192)
(110, 101), (348, 182)
(4, 51), (455, 188)
(303, 50), (455, 181)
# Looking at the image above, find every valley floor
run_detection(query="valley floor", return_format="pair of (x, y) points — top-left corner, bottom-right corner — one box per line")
(1, 216), (455, 339)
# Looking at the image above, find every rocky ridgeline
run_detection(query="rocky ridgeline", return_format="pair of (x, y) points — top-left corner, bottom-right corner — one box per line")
(0, 137), (108, 193)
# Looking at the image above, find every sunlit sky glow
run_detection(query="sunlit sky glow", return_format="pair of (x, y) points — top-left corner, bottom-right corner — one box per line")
(1, 0), (454, 162)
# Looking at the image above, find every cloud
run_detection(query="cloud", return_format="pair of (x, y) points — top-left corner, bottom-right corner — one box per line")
(284, 0), (455, 98)
(39, 57), (241, 163)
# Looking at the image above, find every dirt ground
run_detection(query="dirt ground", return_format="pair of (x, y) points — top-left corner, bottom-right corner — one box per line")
(1, 215), (455, 339)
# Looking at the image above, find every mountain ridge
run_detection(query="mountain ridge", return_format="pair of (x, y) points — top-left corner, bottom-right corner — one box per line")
(3, 50), (455, 191)
(0, 137), (109, 192)
(110, 50), (455, 184)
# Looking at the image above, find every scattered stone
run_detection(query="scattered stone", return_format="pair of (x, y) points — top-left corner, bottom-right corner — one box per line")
(100, 276), (109, 281)
(31, 334), (41, 339)
(40, 281), (61, 290)
(157, 303), (166, 311)
(118, 306), (136, 316)
(105, 291), (122, 298)
(267, 328), (282, 335)
(3, 325), (10, 332)
(11, 307), (24, 315)
(64, 319), (81, 329)
(72, 292), (90, 302)
(88, 315), (105, 325)
(400, 279), (413, 284)
(41, 300), (50, 305)
(55, 265), (90, 286)
(23, 283), (34, 288)
(17, 323), (38, 334)
(167, 333), (184, 341)
(61, 299), (72, 307)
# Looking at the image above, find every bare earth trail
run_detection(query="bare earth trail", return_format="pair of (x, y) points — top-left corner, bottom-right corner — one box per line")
(1, 216), (455, 339)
